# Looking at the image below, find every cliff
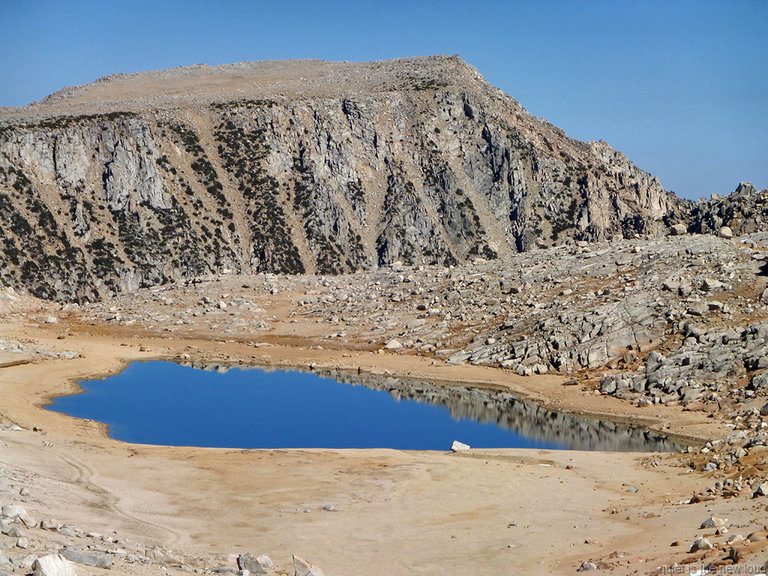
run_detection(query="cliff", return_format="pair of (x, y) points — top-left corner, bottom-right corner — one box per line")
(0, 56), (687, 301)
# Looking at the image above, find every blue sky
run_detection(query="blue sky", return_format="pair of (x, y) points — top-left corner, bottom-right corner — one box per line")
(1, 1), (765, 200)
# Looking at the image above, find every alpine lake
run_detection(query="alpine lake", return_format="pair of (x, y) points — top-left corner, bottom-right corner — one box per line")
(47, 360), (679, 452)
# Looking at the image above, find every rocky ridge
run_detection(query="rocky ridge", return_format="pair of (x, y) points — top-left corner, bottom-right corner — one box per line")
(0, 56), (685, 302)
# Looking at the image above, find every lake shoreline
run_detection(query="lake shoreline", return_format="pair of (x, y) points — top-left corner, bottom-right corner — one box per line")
(47, 359), (682, 452)
(0, 317), (749, 574)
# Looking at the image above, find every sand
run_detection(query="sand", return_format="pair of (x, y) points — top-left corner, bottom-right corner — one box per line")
(0, 318), (764, 575)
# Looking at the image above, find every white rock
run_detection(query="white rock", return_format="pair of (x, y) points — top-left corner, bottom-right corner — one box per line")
(32, 554), (77, 576)
(384, 338), (402, 350)
(45, 316), (58, 324)
(451, 440), (470, 452)
(293, 555), (325, 576)
(40, 519), (61, 531)
(1, 504), (27, 519)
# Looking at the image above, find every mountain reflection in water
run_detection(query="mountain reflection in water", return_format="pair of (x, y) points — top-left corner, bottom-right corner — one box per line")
(319, 369), (679, 453)
(197, 363), (679, 452)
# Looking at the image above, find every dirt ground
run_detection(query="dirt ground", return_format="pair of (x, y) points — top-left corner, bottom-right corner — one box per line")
(1, 295), (767, 575)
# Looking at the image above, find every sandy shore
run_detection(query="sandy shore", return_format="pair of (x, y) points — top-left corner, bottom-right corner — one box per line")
(0, 318), (764, 575)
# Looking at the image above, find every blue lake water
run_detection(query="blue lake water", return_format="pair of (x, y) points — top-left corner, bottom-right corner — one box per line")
(47, 361), (677, 451)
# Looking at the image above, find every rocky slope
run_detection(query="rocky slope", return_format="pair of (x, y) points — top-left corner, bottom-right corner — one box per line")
(0, 56), (687, 302)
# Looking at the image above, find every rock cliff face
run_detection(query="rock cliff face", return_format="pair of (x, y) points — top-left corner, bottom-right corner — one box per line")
(0, 56), (687, 301)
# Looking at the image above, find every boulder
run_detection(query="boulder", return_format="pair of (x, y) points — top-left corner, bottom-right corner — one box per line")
(450, 440), (470, 452)
(60, 548), (114, 569)
(238, 553), (275, 575)
(690, 537), (713, 552)
(32, 555), (77, 576)
(701, 278), (723, 292)
(700, 516), (726, 529)
(669, 223), (688, 236)
(384, 339), (402, 350)
(719, 226), (733, 239)
(293, 555), (325, 576)
(752, 480), (768, 497)
(1, 504), (26, 519)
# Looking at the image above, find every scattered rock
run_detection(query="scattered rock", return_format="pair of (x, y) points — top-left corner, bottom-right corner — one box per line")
(700, 516), (726, 529)
(719, 226), (733, 239)
(752, 480), (768, 497)
(690, 537), (713, 552)
(32, 555), (77, 576)
(41, 519), (61, 531)
(384, 339), (403, 350)
(1, 504), (26, 519)
(60, 548), (114, 569)
(293, 555), (326, 576)
(450, 440), (470, 452)
(238, 553), (275, 575)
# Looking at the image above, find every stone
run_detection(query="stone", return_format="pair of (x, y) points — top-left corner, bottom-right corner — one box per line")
(2, 525), (23, 537)
(700, 516), (726, 529)
(680, 387), (704, 405)
(60, 548), (114, 569)
(450, 440), (470, 452)
(41, 519), (62, 531)
(752, 480), (768, 497)
(701, 278), (723, 292)
(32, 555), (77, 576)
(384, 339), (402, 350)
(686, 302), (708, 316)
(669, 223), (688, 236)
(293, 555), (326, 576)
(1, 504), (26, 519)
(238, 553), (275, 575)
(16, 536), (28, 549)
(719, 226), (733, 239)
(19, 514), (38, 528)
(689, 537), (713, 552)
(577, 562), (597, 571)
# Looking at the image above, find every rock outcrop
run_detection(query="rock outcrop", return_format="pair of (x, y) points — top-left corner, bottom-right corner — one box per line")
(0, 56), (687, 302)
(689, 182), (768, 237)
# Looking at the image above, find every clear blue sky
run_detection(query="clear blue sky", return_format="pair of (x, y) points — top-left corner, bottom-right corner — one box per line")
(1, 1), (765, 200)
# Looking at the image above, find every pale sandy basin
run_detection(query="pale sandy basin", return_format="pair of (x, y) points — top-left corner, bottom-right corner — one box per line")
(0, 321), (763, 576)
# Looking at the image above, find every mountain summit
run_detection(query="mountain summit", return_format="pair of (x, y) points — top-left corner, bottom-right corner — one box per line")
(0, 56), (686, 301)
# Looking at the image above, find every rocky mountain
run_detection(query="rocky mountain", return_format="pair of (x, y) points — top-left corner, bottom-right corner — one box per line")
(0, 56), (688, 302)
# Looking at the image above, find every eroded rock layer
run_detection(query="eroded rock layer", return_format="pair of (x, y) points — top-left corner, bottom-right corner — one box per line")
(0, 56), (685, 301)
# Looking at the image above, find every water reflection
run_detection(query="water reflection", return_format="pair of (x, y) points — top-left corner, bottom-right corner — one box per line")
(186, 362), (679, 452)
